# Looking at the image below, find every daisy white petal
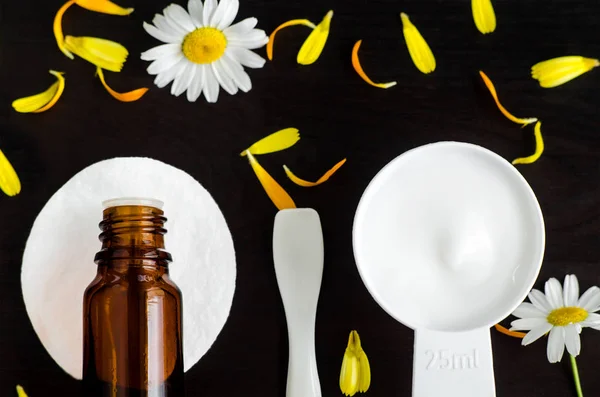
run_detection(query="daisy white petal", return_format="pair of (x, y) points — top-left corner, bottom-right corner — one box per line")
(141, 43), (181, 61)
(147, 53), (185, 75)
(227, 29), (268, 42)
(580, 312), (600, 327)
(510, 317), (548, 331)
(564, 274), (579, 307)
(171, 62), (194, 96)
(226, 46), (265, 68)
(212, 61), (238, 95)
(528, 289), (552, 313)
(203, 64), (220, 102)
(512, 302), (546, 319)
(143, 22), (180, 44)
(216, 0), (239, 30)
(223, 17), (257, 36)
(203, 0), (217, 27)
(578, 286), (600, 311)
(547, 326), (565, 363)
(545, 278), (564, 309)
(153, 14), (186, 37)
(154, 58), (187, 88)
(164, 4), (196, 33)
(522, 322), (553, 346)
(222, 52), (251, 92)
(187, 65), (205, 101)
(564, 324), (581, 356)
(187, 0), (204, 27)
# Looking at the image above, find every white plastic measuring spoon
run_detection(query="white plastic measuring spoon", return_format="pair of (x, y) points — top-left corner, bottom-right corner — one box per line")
(353, 142), (545, 397)
(273, 208), (324, 397)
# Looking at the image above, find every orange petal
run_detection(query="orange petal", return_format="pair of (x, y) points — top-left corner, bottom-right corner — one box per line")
(494, 324), (525, 338)
(267, 19), (316, 61)
(96, 67), (148, 102)
(284, 159), (346, 187)
(351, 40), (396, 89)
(479, 71), (537, 126)
(246, 152), (296, 210)
(54, 0), (76, 59)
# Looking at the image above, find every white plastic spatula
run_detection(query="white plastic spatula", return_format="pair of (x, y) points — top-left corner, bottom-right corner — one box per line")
(273, 208), (324, 397)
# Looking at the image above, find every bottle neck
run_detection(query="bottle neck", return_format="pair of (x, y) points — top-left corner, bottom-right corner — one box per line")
(94, 204), (172, 267)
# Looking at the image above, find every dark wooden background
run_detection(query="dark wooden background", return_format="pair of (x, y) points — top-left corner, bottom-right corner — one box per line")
(2, 0), (600, 395)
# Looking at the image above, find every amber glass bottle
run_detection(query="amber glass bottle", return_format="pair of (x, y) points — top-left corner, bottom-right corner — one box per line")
(83, 198), (184, 397)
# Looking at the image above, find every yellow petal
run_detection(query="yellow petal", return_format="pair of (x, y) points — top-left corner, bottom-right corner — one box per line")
(245, 152), (296, 210)
(64, 36), (128, 72)
(75, 0), (133, 15)
(358, 349), (371, 392)
(351, 40), (397, 89)
(54, 0), (76, 59)
(267, 19), (316, 61)
(297, 10), (333, 65)
(340, 352), (360, 396)
(400, 13), (436, 74)
(96, 67), (148, 102)
(472, 0), (496, 34)
(479, 71), (537, 126)
(284, 159), (346, 187)
(241, 128), (300, 156)
(0, 149), (21, 197)
(513, 121), (544, 165)
(16, 385), (28, 397)
(494, 324), (526, 339)
(12, 70), (65, 114)
(531, 56), (599, 88)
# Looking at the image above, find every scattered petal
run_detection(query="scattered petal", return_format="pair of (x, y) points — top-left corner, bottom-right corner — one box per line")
(96, 67), (148, 102)
(479, 71), (538, 126)
(512, 121), (544, 165)
(16, 385), (28, 397)
(65, 36), (129, 72)
(75, 0), (133, 15)
(400, 12), (435, 74)
(241, 128), (300, 156)
(284, 158), (346, 187)
(472, 0), (496, 34)
(532, 56), (600, 88)
(244, 152), (296, 210)
(0, 149), (21, 197)
(297, 10), (333, 65)
(267, 19), (316, 61)
(12, 70), (65, 113)
(351, 40), (397, 89)
(54, 0), (76, 59)
(494, 324), (525, 338)
(340, 330), (370, 396)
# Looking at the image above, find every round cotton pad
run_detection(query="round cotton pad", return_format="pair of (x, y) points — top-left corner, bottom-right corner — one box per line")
(21, 157), (236, 379)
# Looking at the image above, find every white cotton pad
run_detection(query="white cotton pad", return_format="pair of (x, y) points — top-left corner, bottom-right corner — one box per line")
(21, 157), (236, 379)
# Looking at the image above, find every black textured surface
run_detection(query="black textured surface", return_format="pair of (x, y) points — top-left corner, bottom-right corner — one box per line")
(1, 0), (600, 396)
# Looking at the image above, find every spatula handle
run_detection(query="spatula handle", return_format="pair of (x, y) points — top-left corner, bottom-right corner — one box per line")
(273, 209), (324, 397)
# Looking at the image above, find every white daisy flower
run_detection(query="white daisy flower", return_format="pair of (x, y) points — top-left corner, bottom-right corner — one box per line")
(141, 0), (268, 103)
(510, 274), (600, 363)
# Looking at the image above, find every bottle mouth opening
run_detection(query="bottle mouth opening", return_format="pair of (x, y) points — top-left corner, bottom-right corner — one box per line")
(102, 197), (164, 210)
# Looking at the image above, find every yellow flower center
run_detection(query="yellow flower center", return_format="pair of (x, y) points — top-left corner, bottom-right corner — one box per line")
(182, 27), (227, 64)
(547, 307), (588, 327)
